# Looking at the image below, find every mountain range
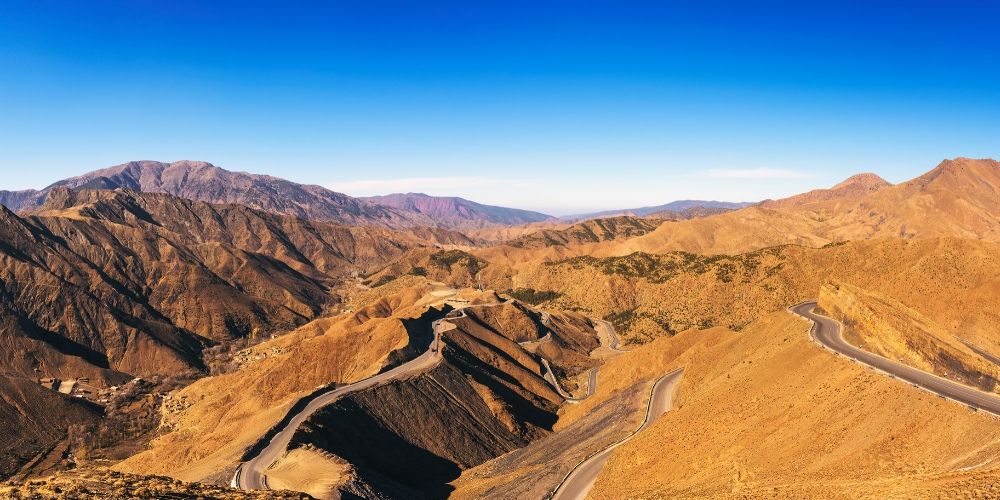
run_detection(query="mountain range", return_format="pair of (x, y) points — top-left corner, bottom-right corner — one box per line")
(1, 160), (755, 230)
(4, 156), (1000, 498)
(561, 199), (755, 222)
(361, 192), (555, 228)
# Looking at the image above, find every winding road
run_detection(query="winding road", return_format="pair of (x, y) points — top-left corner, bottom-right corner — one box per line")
(541, 360), (597, 404)
(594, 320), (626, 353)
(232, 297), (631, 492)
(539, 316), (627, 404)
(791, 301), (1000, 416)
(233, 317), (449, 490)
(550, 368), (684, 500)
(956, 337), (1000, 368)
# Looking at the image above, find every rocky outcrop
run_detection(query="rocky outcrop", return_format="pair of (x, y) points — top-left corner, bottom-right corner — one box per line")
(0, 189), (39, 212)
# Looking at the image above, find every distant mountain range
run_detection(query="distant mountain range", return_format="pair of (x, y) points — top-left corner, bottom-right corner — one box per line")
(0, 160), (429, 229)
(0, 161), (558, 229)
(561, 200), (755, 222)
(361, 192), (555, 228)
(1, 161), (761, 229)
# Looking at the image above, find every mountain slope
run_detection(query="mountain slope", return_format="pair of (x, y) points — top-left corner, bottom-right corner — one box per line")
(588, 313), (1000, 499)
(362, 192), (554, 228)
(563, 200), (753, 222)
(824, 157), (1000, 240)
(598, 158), (1000, 255)
(508, 216), (663, 249)
(761, 172), (892, 209)
(2, 160), (431, 228)
(0, 376), (103, 479)
(0, 189), (39, 213)
(0, 188), (474, 385)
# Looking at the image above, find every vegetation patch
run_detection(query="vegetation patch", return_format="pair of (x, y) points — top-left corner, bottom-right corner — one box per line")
(504, 288), (563, 305)
(429, 250), (486, 276)
(603, 309), (638, 335)
(369, 274), (398, 287)
(550, 247), (794, 287)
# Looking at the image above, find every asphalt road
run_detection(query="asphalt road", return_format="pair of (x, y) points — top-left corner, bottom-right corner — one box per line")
(234, 301), (628, 492)
(540, 318), (626, 404)
(594, 320), (626, 353)
(542, 360), (597, 403)
(551, 368), (684, 500)
(233, 317), (449, 490)
(792, 301), (1000, 416)
(956, 337), (1000, 368)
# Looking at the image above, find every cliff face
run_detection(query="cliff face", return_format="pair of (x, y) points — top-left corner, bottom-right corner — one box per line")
(0, 189), (39, 212)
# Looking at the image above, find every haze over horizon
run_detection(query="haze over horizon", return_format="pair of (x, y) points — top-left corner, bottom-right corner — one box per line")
(2, 1), (999, 213)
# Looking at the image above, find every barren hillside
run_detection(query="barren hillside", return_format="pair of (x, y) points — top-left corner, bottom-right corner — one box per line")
(601, 158), (1000, 255)
(589, 312), (1000, 499)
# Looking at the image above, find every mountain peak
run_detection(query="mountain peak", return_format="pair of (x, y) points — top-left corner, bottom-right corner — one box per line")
(911, 157), (1000, 189)
(761, 171), (891, 209)
(831, 173), (891, 191)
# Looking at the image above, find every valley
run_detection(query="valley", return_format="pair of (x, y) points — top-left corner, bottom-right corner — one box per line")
(3, 158), (1000, 499)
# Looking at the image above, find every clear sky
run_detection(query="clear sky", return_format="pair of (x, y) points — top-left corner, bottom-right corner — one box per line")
(1, 1), (998, 214)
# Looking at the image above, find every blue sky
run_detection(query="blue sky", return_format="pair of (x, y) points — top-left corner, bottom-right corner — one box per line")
(1, 1), (998, 214)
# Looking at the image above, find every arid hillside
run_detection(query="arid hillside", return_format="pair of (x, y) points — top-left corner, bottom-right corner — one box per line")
(562, 200), (753, 222)
(818, 282), (1000, 393)
(114, 286), (448, 484)
(0, 376), (102, 479)
(760, 172), (892, 209)
(600, 157), (1000, 255)
(0, 187), (479, 385)
(644, 205), (738, 220)
(507, 216), (663, 249)
(115, 285), (605, 498)
(468, 237), (1000, 393)
(269, 299), (600, 498)
(0, 469), (309, 499)
(587, 312), (1000, 499)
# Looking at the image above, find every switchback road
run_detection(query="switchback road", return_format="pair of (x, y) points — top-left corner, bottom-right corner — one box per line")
(233, 317), (449, 490)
